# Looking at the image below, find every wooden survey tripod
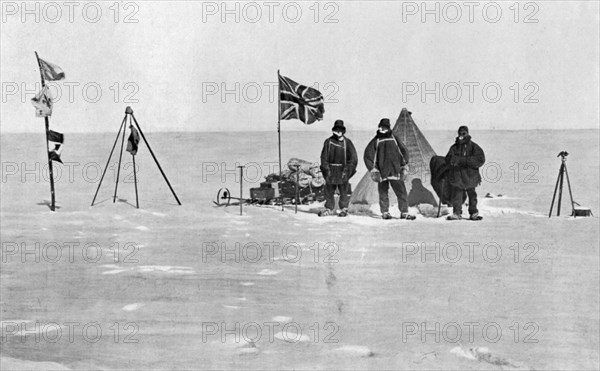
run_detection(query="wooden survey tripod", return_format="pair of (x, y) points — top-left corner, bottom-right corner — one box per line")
(91, 106), (181, 208)
(548, 151), (574, 218)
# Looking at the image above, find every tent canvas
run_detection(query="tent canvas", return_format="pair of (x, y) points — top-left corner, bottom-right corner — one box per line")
(349, 108), (438, 211)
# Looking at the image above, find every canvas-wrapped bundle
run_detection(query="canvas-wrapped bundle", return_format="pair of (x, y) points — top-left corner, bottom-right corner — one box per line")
(260, 158), (327, 202)
(287, 158), (320, 174)
(311, 173), (325, 187)
(288, 172), (325, 188)
(289, 171), (313, 188)
(283, 158), (324, 188)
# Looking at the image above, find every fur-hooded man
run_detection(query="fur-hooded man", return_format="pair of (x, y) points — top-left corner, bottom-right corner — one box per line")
(319, 120), (358, 217)
(445, 125), (485, 220)
(364, 118), (415, 220)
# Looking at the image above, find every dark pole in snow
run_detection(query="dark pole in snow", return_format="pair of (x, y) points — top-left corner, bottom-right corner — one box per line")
(277, 70), (283, 211)
(238, 165), (244, 216)
(35, 51), (56, 211)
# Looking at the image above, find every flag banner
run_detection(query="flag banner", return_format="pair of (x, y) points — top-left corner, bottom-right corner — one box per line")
(49, 151), (62, 164)
(279, 74), (325, 125)
(48, 130), (64, 164)
(126, 125), (140, 155)
(38, 57), (66, 81)
(31, 86), (53, 117)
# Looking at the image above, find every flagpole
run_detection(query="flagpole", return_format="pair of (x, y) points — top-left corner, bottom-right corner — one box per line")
(277, 70), (283, 211)
(35, 51), (56, 212)
(295, 167), (299, 214)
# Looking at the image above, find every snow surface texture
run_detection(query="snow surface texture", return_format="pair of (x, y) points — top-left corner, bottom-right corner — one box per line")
(1, 130), (598, 370)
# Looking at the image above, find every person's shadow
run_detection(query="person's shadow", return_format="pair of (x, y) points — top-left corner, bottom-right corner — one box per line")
(408, 178), (438, 207)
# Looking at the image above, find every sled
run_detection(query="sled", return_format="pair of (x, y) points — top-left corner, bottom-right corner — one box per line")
(213, 187), (321, 208)
(213, 187), (251, 207)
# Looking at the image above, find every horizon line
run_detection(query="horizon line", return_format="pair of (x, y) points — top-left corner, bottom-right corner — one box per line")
(1, 127), (599, 134)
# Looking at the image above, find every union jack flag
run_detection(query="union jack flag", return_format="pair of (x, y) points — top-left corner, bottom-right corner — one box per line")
(279, 74), (324, 125)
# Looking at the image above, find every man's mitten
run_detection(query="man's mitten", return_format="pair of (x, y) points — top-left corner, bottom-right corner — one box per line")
(370, 169), (381, 183)
(400, 166), (408, 181)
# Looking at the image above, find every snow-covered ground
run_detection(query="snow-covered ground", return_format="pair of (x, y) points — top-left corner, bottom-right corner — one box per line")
(1, 130), (598, 370)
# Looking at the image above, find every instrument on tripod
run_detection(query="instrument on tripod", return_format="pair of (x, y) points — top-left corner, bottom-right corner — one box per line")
(548, 151), (591, 218)
(91, 106), (181, 208)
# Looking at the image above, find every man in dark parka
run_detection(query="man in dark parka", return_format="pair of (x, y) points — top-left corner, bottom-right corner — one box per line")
(319, 120), (358, 217)
(364, 118), (415, 220)
(445, 125), (486, 220)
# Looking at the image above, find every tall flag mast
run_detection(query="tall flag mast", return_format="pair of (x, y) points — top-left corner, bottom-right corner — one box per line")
(277, 72), (325, 208)
(33, 52), (65, 211)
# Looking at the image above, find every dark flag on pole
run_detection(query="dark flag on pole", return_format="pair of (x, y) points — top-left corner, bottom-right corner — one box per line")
(38, 57), (66, 81)
(279, 74), (325, 125)
(126, 125), (140, 155)
(48, 130), (64, 164)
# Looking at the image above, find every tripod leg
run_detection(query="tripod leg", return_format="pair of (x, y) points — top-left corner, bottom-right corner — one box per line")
(437, 179), (445, 218)
(133, 154), (139, 209)
(557, 164), (564, 216)
(548, 166), (562, 217)
(113, 115), (128, 203)
(564, 164), (575, 217)
(91, 117), (126, 206)
(130, 114), (182, 205)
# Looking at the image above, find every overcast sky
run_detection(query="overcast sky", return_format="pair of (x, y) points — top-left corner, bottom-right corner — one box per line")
(1, 1), (599, 133)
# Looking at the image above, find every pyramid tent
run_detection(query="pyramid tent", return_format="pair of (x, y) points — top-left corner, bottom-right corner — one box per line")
(349, 108), (438, 210)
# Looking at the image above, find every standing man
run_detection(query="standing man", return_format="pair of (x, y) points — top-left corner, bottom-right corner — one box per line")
(364, 118), (415, 220)
(319, 120), (358, 217)
(445, 125), (486, 220)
